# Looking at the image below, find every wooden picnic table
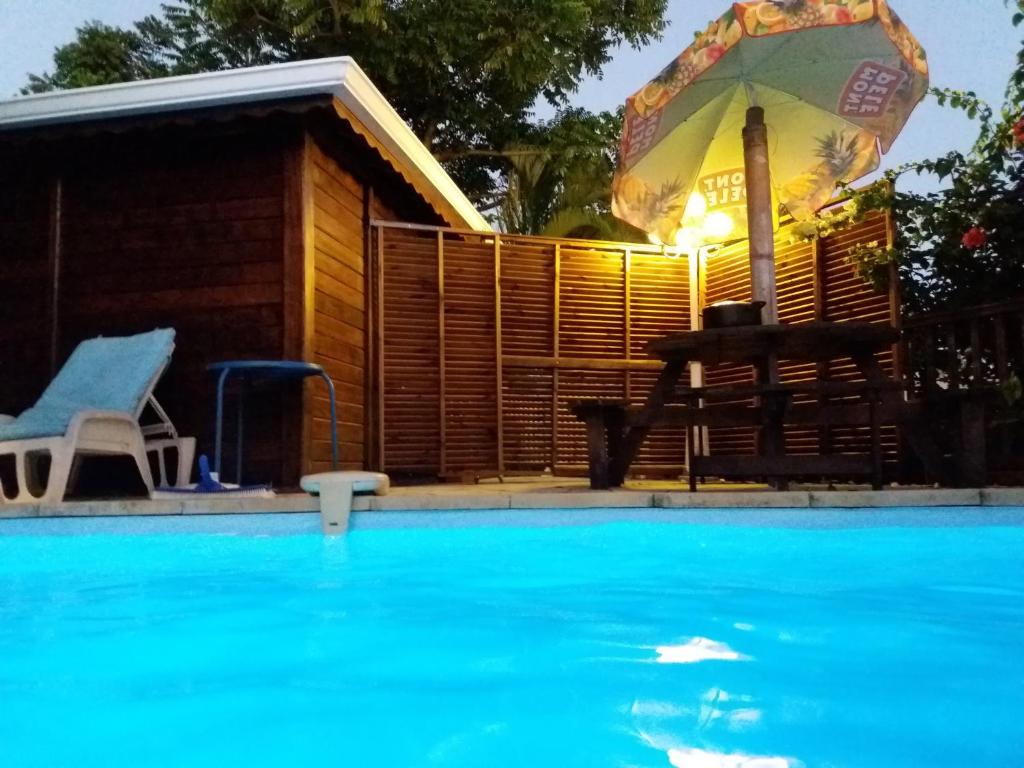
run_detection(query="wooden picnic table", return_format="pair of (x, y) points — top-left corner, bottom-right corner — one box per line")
(574, 321), (921, 491)
(645, 321), (899, 371)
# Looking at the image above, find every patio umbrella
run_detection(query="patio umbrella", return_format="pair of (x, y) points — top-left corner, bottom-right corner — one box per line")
(612, 0), (928, 322)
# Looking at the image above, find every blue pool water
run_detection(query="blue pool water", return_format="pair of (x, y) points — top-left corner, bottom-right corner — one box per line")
(1, 510), (1023, 767)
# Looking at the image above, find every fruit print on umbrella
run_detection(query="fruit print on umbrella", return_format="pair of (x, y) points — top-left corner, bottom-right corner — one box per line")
(629, 1), (927, 122)
(613, 0), (929, 248)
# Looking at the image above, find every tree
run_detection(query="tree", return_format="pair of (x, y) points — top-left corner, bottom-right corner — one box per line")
(840, 0), (1024, 315)
(494, 108), (644, 240)
(23, 22), (168, 93)
(27, 0), (668, 211)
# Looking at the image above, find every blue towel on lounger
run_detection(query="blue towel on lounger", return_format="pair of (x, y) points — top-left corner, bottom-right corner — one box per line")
(0, 329), (175, 442)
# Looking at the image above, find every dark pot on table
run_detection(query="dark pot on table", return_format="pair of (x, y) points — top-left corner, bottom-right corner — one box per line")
(702, 300), (765, 329)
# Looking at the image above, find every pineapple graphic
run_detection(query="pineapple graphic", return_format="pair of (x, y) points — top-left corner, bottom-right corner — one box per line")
(815, 130), (862, 181)
(776, 0), (826, 28)
(781, 130), (866, 219)
(655, 57), (699, 93)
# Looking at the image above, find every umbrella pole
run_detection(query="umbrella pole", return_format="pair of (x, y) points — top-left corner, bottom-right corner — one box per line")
(743, 106), (778, 324)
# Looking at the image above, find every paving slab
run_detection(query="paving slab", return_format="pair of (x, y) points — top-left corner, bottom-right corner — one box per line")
(0, 504), (39, 519)
(657, 491), (811, 508)
(981, 488), (1024, 507)
(37, 499), (185, 517)
(809, 489), (982, 508)
(8, 478), (1024, 522)
(372, 493), (511, 511)
(181, 495), (319, 515)
(509, 491), (654, 509)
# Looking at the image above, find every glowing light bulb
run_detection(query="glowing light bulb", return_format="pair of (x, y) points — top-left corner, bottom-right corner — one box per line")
(674, 226), (701, 251)
(682, 192), (708, 223)
(703, 211), (735, 240)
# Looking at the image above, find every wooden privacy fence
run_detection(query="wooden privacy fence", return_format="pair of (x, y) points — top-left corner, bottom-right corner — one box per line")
(371, 225), (693, 478)
(370, 212), (897, 479)
(902, 298), (1024, 396)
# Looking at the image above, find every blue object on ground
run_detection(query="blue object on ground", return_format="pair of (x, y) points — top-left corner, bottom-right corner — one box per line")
(206, 360), (339, 484)
(195, 454), (223, 492)
(0, 329), (175, 442)
(154, 454), (271, 496)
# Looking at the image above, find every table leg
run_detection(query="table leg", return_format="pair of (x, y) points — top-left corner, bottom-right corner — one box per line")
(606, 407), (627, 488)
(869, 390), (883, 490)
(686, 394), (697, 493)
(760, 393), (789, 490)
(612, 358), (686, 484)
(753, 353), (789, 488)
(957, 399), (987, 488)
(320, 373), (339, 470)
(214, 368), (231, 477)
(583, 413), (612, 490)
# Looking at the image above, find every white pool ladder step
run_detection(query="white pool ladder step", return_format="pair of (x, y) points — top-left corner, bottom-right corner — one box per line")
(300, 471), (390, 535)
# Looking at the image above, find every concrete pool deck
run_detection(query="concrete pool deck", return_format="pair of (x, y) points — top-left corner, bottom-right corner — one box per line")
(2, 477), (1024, 518)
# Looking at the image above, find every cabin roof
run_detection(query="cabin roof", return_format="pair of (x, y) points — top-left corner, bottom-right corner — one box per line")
(0, 57), (490, 232)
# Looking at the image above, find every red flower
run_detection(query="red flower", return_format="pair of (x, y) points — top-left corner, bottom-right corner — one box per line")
(1013, 118), (1024, 147)
(962, 226), (987, 250)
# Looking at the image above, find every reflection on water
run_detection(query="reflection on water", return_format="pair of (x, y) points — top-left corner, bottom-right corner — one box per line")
(638, 727), (792, 768)
(666, 747), (792, 768)
(655, 637), (750, 664)
(635, 687), (776, 767)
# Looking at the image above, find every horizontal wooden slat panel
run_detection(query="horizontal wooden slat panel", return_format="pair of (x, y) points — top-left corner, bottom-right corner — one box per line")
(381, 226), (440, 473)
(443, 233), (497, 472)
(377, 208), (894, 481)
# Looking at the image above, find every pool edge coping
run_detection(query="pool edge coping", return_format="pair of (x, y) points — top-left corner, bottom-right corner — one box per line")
(3, 487), (1024, 519)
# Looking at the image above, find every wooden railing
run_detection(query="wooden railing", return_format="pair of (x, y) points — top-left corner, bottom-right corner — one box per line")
(902, 298), (1024, 397)
(901, 298), (1024, 483)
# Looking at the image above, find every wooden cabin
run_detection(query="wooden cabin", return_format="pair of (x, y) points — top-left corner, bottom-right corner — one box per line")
(0, 59), (490, 488)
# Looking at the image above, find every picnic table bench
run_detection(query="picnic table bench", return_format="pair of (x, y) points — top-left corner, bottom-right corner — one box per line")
(571, 321), (981, 490)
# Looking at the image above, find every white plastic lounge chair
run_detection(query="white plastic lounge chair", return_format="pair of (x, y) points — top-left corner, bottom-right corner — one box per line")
(0, 328), (195, 504)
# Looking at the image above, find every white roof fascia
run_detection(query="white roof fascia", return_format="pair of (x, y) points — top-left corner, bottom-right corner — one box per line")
(0, 57), (491, 232)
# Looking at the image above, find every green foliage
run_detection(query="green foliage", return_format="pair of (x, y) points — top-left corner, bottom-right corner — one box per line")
(26, 0), (668, 215)
(493, 108), (644, 240)
(23, 22), (169, 93)
(842, 0), (1024, 315)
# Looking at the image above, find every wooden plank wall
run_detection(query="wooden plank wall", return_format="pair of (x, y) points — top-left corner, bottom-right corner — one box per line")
(55, 130), (289, 484)
(306, 140), (368, 474)
(703, 210), (898, 463)
(0, 165), (52, 415)
(377, 225), (693, 477)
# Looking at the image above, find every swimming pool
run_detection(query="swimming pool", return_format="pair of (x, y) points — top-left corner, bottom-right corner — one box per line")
(2, 509), (1022, 767)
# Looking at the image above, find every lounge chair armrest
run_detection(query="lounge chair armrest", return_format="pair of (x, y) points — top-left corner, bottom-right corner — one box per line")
(66, 410), (140, 429)
(64, 411), (148, 456)
(0, 414), (14, 425)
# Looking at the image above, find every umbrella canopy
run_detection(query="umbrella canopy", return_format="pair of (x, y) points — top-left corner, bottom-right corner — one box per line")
(612, 0), (928, 249)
